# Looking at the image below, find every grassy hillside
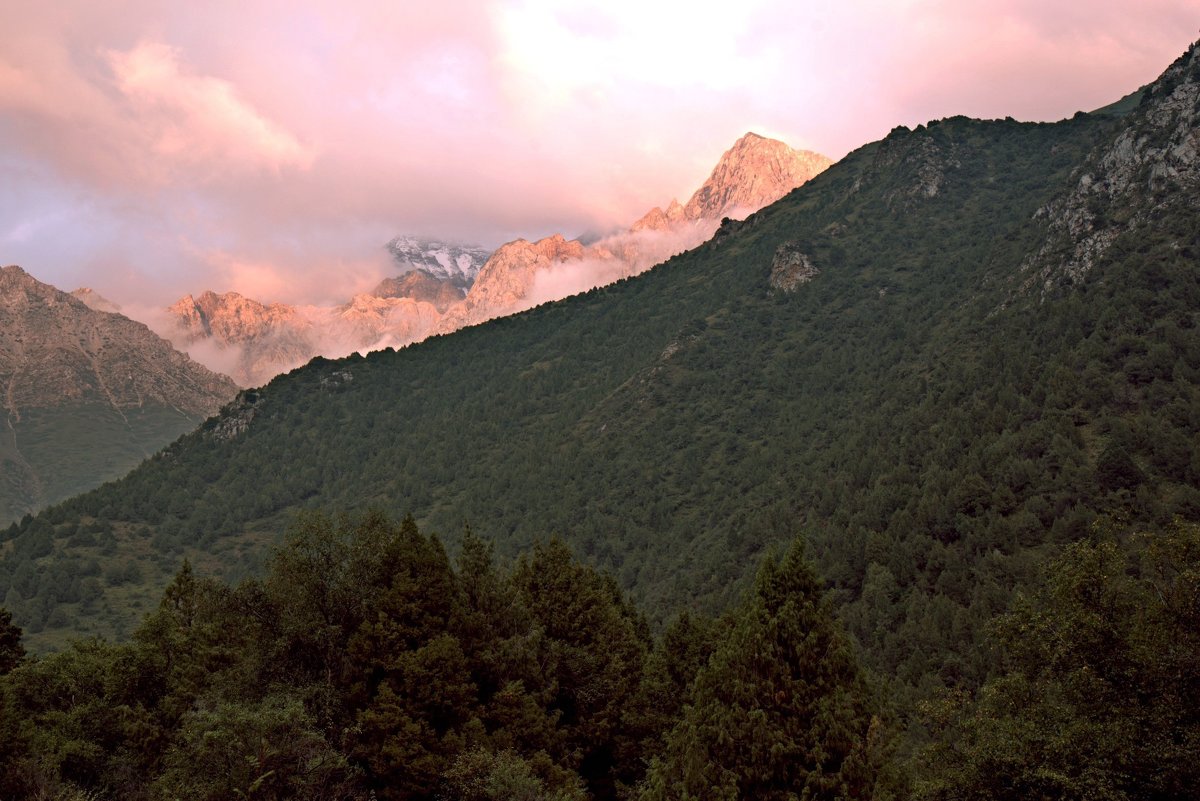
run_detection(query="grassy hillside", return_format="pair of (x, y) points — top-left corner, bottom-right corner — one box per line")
(3, 402), (213, 521)
(3, 49), (1199, 712)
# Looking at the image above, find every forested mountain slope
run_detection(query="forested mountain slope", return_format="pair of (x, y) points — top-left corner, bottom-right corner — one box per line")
(4, 41), (1199, 710)
(0, 266), (238, 525)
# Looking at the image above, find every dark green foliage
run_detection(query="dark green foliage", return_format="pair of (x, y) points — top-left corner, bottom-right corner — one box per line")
(918, 522), (1200, 800)
(0, 512), (699, 801)
(0, 607), (22, 674)
(440, 747), (587, 801)
(640, 542), (896, 801)
(627, 611), (721, 764)
(509, 539), (652, 798)
(154, 692), (360, 801)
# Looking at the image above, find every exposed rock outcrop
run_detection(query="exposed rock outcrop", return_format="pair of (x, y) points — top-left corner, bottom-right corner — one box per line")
(770, 243), (819, 291)
(1022, 43), (1200, 291)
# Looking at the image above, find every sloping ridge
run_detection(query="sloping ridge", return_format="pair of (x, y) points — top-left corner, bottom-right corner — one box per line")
(5, 42), (1200, 692)
(0, 266), (239, 523)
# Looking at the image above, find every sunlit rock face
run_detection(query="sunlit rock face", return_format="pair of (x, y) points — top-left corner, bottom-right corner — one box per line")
(439, 133), (833, 331)
(164, 289), (442, 388)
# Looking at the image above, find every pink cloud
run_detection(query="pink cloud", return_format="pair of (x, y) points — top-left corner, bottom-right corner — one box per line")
(0, 1), (1196, 311)
(106, 42), (314, 173)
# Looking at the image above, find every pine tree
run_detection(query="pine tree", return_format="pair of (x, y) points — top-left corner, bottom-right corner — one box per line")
(510, 538), (651, 799)
(640, 541), (891, 801)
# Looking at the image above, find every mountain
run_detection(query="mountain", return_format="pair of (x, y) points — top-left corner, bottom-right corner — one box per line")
(69, 287), (121, 314)
(0, 266), (238, 525)
(7, 41), (1200, 685)
(159, 135), (827, 384)
(165, 289), (442, 387)
(434, 233), (590, 331)
(637, 132), (835, 228)
(385, 236), (491, 283)
(436, 132), (832, 330)
(167, 291), (314, 386)
(369, 271), (465, 313)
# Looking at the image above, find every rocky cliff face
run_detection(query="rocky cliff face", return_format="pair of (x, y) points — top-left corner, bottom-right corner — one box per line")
(166, 291), (316, 387)
(0, 265), (239, 521)
(169, 291), (305, 346)
(682, 132), (833, 220)
(1022, 42), (1200, 292)
(371, 271), (465, 313)
(436, 234), (588, 331)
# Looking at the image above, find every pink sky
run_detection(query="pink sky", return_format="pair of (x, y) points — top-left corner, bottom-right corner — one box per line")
(1, 1), (1196, 306)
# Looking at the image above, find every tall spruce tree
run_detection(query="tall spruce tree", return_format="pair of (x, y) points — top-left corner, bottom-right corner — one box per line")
(640, 541), (892, 801)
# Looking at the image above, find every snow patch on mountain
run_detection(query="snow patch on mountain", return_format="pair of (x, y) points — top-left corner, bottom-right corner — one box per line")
(385, 236), (492, 282)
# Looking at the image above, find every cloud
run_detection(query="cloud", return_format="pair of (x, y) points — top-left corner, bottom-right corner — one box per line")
(195, 246), (392, 307)
(106, 42), (315, 174)
(517, 221), (721, 313)
(0, 0), (1196, 313)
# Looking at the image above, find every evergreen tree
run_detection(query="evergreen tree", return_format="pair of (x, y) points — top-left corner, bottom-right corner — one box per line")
(0, 607), (23, 674)
(510, 538), (651, 799)
(640, 541), (893, 801)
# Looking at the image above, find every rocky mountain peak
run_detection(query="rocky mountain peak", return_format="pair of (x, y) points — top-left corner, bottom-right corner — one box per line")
(371, 271), (465, 313)
(433, 234), (589, 332)
(1, 265), (237, 418)
(70, 287), (121, 313)
(1, 264), (34, 286)
(1, 265), (58, 304)
(683, 132), (833, 221)
(631, 198), (689, 233)
(168, 290), (302, 347)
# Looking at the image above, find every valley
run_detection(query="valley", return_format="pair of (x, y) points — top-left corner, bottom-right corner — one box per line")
(1, 15), (1197, 801)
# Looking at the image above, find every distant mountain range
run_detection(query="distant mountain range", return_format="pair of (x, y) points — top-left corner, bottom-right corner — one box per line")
(160, 133), (831, 386)
(0, 266), (237, 524)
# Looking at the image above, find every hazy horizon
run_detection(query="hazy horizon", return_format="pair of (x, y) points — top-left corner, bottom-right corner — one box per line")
(1, 1), (1196, 309)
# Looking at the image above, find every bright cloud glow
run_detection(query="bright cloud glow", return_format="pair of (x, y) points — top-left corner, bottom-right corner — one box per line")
(0, 1), (1195, 309)
(106, 42), (315, 173)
